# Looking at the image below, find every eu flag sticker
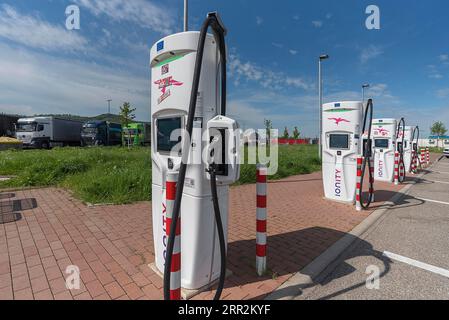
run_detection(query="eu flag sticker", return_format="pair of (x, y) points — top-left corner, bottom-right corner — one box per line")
(157, 41), (164, 52)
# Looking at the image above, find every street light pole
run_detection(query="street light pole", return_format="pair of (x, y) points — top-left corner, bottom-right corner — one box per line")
(107, 99), (112, 114)
(183, 0), (188, 32)
(318, 54), (329, 159)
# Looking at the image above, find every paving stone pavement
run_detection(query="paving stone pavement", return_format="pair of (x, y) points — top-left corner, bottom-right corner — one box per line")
(2, 157), (436, 300)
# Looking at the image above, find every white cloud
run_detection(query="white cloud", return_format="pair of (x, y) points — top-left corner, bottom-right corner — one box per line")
(228, 54), (312, 91)
(0, 104), (33, 116)
(271, 42), (283, 49)
(326, 13), (333, 19)
(0, 44), (149, 120)
(429, 73), (443, 79)
(289, 49), (298, 55)
(76, 0), (175, 34)
(256, 16), (263, 26)
(439, 54), (449, 62)
(428, 63), (445, 79)
(293, 15), (300, 21)
(437, 88), (449, 98)
(0, 4), (88, 52)
(312, 20), (323, 28)
(360, 45), (384, 64)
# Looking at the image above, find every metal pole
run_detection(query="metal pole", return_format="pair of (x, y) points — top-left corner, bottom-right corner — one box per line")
(183, 0), (188, 32)
(107, 99), (112, 114)
(318, 59), (322, 159)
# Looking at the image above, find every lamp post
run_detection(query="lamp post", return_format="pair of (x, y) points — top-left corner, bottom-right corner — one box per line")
(184, 0), (188, 32)
(107, 99), (112, 114)
(318, 54), (329, 159)
(362, 84), (370, 104)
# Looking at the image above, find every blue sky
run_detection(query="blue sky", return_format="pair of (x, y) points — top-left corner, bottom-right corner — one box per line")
(1, 0), (449, 137)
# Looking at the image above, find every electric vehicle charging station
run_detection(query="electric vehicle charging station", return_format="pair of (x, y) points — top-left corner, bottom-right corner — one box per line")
(150, 13), (240, 300)
(395, 118), (406, 184)
(372, 119), (397, 182)
(411, 126), (421, 173)
(322, 100), (374, 207)
(402, 126), (413, 173)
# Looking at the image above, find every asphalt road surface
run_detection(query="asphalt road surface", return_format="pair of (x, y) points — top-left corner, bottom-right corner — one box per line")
(297, 156), (449, 300)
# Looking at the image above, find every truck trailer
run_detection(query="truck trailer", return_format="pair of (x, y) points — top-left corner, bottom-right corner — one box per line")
(81, 121), (122, 146)
(15, 117), (83, 149)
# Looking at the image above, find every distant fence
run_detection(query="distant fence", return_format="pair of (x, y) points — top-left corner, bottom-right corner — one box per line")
(0, 114), (20, 137)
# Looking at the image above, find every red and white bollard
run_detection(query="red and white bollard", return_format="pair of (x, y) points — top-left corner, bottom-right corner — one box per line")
(426, 147), (430, 165)
(420, 148), (426, 168)
(411, 150), (416, 174)
(356, 157), (363, 211)
(394, 151), (400, 185)
(256, 164), (268, 276)
(165, 171), (181, 300)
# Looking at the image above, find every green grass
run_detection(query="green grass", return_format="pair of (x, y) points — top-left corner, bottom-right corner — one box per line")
(428, 147), (445, 153)
(0, 144), (320, 204)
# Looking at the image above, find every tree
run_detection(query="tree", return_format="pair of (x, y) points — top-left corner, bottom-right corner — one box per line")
(430, 121), (447, 147)
(264, 119), (273, 145)
(119, 102), (136, 147)
(292, 126), (300, 139)
(283, 127), (289, 139)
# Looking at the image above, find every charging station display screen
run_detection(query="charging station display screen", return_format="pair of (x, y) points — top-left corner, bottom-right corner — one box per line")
(329, 134), (349, 149)
(157, 117), (181, 152)
(375, 139), (389, 149)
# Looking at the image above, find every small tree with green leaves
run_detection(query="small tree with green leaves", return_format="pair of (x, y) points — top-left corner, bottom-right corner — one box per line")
(430, 121), (448, 147)
(283, 127), (289, 139)
(292, 126), (300, 139)
(119, 102), (136, 147)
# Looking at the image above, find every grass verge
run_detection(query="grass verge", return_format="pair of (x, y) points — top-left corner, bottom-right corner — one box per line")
(0, 144), (320, 204)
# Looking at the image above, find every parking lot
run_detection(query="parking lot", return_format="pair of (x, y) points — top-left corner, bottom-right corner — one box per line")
(293, 156), (449, 300)
(0, 156), (439, 300)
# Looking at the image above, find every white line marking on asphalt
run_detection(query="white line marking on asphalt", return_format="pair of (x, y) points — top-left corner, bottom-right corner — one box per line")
(383, 251), (449, 279)
(415, 197), (449, 206)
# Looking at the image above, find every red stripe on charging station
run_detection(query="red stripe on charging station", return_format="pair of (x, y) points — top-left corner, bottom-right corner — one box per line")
(426, 147), (430, 165)
(256, 164), (268, 276)
(355, 157), (362, 211)
(165, 172), (181, 300)
(394, 152), (399, 185)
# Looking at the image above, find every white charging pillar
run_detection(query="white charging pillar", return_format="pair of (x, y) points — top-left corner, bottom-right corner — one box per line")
(403, 126), (413, 173)
(372, 119), (398, 182)
(322, 101), (363, 203)
(150, 32), (239, 290)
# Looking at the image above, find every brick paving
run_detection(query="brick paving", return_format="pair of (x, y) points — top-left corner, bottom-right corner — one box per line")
(0, 155), (438, 300)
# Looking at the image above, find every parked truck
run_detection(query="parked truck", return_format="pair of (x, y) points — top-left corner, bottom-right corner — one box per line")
(81, 121), (122, 146)
(15, 117), (83, 149)
(1, 114), (20, 137)
(123, 123), (151, 147)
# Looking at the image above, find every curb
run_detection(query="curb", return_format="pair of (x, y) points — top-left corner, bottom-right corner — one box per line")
(266, 161), (437, 300)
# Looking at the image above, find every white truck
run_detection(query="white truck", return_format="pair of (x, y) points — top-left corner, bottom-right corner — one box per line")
(444, 147), (449, 158)
(15, 117), (83, 149)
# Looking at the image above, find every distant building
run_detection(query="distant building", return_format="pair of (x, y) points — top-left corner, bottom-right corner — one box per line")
(419, 136), (449, 148)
